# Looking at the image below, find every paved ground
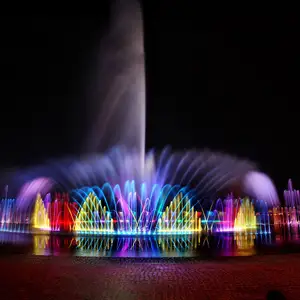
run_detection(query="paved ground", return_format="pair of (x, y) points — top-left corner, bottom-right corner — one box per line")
(0, 254), (299, 299)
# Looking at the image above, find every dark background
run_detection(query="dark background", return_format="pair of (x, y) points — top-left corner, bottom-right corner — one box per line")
(0, 2), (299, 196)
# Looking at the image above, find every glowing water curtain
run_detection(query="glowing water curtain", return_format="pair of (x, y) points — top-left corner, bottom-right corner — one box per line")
(156, 193), (201, 233)
(0, 192), (273, 235)
(213, 195), (238, 232)
(234, 198), (256, 232)
(0, 198), (16, 231)
(6, 180), (300, 236)
(284, 179), (300, 207)
(271, 179), (300, 231)
(44, 193), (78, 232)
(256, 200), (271, 234)
(72, 182), (200, 235)
(0, 198), (30, 233)
(74, 192), (114, 234)
(31, 194), (50, 231)
(207, 196), (265, 234)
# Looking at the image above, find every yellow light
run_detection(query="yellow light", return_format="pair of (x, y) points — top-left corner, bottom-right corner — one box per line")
(156, 193), (201, 233)
(31, 194), (50, 231)
(74, 192), (114, 234)
(234, 198), (256, 231)
(33, 235), (50, 255)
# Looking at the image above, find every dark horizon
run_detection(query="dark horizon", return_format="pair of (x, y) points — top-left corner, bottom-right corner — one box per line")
(0, 1), (299, 194)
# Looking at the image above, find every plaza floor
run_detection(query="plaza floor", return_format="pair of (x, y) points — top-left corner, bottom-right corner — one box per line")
(0, 253), (299, 299)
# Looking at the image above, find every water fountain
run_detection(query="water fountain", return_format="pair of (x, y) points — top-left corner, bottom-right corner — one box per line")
(72, 183), (200, 235)
(74, 192), (114, 234)
(214, 195), (238, 232)
(4, 0), (277, 213)
(0, 198), (30, 233)
(234, 198), (256, 232)
(284, 179), (300, 207)
(31, 194), (50, 232)
(0, 1), (284, 258)
(156, 193), (202, 234)
(44, 193), (78, 232)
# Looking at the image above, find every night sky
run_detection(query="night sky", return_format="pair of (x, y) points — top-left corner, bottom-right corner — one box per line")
(0, 2), (299, 196)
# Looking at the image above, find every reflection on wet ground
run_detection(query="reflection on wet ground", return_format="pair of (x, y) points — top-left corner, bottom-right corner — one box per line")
(1, 230), (300, 258)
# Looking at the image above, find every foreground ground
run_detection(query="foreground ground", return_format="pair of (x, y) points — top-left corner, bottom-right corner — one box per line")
(1, 253), (299, 299)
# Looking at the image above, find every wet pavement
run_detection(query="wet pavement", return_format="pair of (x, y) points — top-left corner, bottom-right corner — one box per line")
(1, 253), (299, 299)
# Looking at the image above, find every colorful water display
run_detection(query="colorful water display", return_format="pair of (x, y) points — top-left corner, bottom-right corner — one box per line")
(70, 183), (202, 235)
(0, 1), (280, 245)
(156, 193), (202, 233)
(74, 192), (114, 234)
(1, 179), (300, 237)
(0, 198), (30, 233)
(32, 194), (50, 232)
(284, 179), (300, 207)
(1, 179), (299, 236)
(211, 197), (257, 233)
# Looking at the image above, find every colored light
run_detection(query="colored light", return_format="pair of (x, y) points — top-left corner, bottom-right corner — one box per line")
(234, 198), (256, 232)
(31, 194), (50, 231)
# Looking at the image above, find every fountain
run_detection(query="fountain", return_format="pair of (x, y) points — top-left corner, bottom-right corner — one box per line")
(284, 179), (300, 207)
(0, 0), (280, 247)
(3, 0), (277, 212)
(74, 192), (114, 234)
(215, 195), (238, 232)
(0, 189), (277, 236)
(84, 0), (146, 173)
(0, 198), (30, 233)
(72, 183), (200, 235)
(234, 198), (256, 232)
(156, 193), (202, 234)
(31, 194), (50, 232)
(44, 193), (78, 232)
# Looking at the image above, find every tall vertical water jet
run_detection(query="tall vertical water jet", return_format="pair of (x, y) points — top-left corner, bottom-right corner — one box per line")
(85, 0), (146, 174)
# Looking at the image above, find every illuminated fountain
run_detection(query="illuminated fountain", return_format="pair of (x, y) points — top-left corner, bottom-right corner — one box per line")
(214, 195), (238, 232)
(0, 198), (16, 232)
(283, 179), (300, 229)
(0, 1), (280, 244)
(272, 206), (283, 232)
(255, 200), (271, 234)
(7, 0), (278, 216)
(44, 193), (78, 232)
(31, 194), (50, 232)
(72, 183), (200, 235)
(284, 179), (300, 207)
(74, 192), (114, 234)
(0, 191), (278, 237)
(156, 193), (201, 233)
(210, 196), (267, 233)
(268, 180), (300, 234)
(234, 198), (256, 232)
(0, 198), (30, 233)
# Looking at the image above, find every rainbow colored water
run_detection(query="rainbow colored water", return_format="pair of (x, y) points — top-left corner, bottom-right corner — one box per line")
(1, 180), (297, 236)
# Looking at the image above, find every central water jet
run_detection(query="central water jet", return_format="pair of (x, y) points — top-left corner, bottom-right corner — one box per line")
(85, 0), (146, 174)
